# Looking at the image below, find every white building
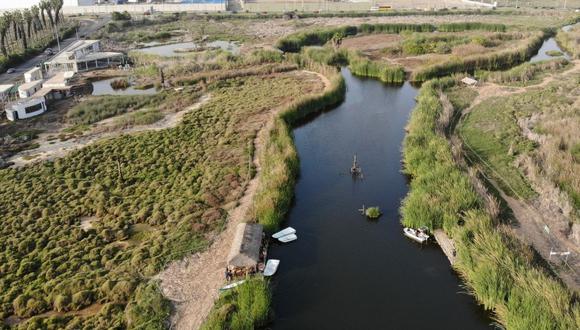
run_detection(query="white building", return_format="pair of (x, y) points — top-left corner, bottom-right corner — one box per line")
(5, 70), (76, 121)
(44, 40), (124, 73)
(18, 80), (43, 98)
(5, 97), (47, 121)
(24, 67), (43, 83)
(64, 0), (96, 6)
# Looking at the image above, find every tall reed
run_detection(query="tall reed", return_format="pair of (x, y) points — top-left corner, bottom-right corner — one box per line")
(348, 52), (405, 84)
(402, 79), (580, 329)
(276, 23), (436, 53)
(411, 32), (547, 81)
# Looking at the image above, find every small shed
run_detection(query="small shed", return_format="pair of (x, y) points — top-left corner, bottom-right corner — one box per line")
(461, 77), (478, 86)
(227, 223), (263, 275)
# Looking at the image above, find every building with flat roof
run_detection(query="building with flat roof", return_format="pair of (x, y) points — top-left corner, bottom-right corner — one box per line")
(5, 97), (47, 121)
(44, 40), (124, 73)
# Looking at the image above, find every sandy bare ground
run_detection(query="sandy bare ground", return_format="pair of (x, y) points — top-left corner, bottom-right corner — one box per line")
(454, 61), (580, 291)
(156, 71), (329, 330)
(7, 95), (211, 168)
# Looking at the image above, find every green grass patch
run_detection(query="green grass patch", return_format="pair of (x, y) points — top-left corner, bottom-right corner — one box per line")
(201, 278), (270, 330)
(459, 97), (537, 199)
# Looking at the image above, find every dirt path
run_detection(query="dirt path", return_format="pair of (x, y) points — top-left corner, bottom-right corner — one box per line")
(453, 60), (580, 292)
(8, 95), (211, 167)
(157, 71), (329, 330)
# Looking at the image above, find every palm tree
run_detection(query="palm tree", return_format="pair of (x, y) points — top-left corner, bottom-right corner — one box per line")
(51, 0), (63, 26)
(31, 6), (42, 34)
(39, 3), (47, 29)
(23, 9), (33, 43)
(0, 15), (9, 57)
(42, 0), (54, 28)
(13, 11), (27, 51)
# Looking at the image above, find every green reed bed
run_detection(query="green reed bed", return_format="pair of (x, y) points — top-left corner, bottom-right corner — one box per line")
(438, 22), (506, 32)
(402, 79), (580, 329)
(411, 31), (547, 81)
(348, 52), (405, 84)
(476, 57), (569, 86)
(276, 23), (435, 52)
(201, 278), (270, 330)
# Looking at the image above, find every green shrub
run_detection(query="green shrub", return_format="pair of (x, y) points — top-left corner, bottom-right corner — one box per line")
(112, 11), (132, 21)
(125, 282), (170, 330)
(201, 278), (270, 330)
(365, 207), (381, 219)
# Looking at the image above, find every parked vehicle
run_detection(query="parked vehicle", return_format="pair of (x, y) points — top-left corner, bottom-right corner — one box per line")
(6, 68), (15, 74)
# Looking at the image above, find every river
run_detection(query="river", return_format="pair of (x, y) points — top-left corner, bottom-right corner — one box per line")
(268, 69), (492, 329)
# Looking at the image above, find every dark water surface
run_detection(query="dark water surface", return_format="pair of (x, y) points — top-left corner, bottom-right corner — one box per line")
(269, 69), (492, 329)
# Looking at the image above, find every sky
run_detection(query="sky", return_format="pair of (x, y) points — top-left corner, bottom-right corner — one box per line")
(0, 0), (43, 10)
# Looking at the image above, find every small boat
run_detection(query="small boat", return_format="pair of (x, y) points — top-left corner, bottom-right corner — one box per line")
(219, 280), (246, 291)
(263, 259), (280, 276)
(272, 227), (296, 239)
(278, 233), (297, 243)
(403, 227), (430, 243)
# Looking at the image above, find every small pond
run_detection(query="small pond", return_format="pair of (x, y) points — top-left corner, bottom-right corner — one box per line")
(529, 38), (570, 63)
(91, 78), (157, 96)
(134, 40), (240, 57)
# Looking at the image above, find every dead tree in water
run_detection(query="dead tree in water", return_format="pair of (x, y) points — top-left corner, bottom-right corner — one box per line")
(351, 154), (362, 177)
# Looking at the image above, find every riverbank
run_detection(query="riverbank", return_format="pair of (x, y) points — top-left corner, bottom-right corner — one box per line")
(402, 78), (579, 328)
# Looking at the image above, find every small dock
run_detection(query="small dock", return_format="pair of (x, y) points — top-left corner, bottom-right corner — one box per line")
(433, 229), (456, 265)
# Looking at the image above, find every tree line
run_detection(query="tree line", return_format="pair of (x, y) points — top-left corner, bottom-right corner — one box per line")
(0, 0), (66, 71)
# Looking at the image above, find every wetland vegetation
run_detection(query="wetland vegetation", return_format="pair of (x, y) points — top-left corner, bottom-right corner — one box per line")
(1, 6), (579, 330)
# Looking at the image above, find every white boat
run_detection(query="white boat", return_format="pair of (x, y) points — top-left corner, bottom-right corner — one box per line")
(403, 227), (430, 243)
(272, 227), (296, 239)
(219, 280), (245, 291)
(278, 233), (297, 243)
(263, 259), (280, 276)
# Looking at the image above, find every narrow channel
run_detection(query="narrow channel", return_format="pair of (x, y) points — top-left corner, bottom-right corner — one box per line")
(268, 69), (492, 329)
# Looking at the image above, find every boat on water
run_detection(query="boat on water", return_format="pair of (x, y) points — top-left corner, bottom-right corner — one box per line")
(263, 259), (280, 276)
(278, 233), (298, 243)
(220, 280), (246, 291)
(403, 227), (430, 243)
(272, 227), (296, 239)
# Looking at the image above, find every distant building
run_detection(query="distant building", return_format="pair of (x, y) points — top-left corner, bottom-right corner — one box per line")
(63, 0), (97, 6)
(44, 40), (124, 73)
